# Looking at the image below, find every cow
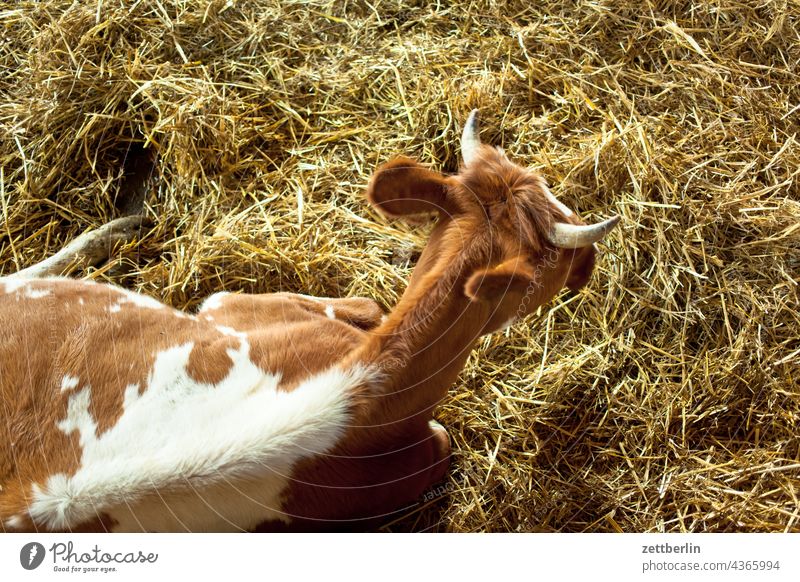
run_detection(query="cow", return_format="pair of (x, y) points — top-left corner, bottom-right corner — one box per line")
(0, 111), (619, 532)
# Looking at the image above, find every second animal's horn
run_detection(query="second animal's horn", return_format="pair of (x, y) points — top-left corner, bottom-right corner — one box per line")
(461, 109), (481, 166)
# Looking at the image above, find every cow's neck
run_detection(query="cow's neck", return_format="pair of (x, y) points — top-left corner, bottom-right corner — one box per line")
(349, 253), (491, 425)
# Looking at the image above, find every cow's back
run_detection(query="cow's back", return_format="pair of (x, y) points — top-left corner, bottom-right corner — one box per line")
(0, 277), (369, 531)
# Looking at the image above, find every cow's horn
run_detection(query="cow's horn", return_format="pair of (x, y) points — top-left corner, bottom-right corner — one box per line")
(461, 109), (481, 166)
(548, 215), (621, 249)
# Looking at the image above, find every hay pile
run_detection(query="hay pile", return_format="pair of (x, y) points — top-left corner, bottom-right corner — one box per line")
(1, 1), (798, 532)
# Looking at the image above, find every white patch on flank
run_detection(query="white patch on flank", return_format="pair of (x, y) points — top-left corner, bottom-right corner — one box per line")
(60, 376), (80, 393)
(56, 387), (97, 450)
(123, 384), (140, 410)
(325, 305), (335, 320)
(1, 278), (28, 293)
(541, 182), (574, 217)
(216, 325), (246, 340)
(28, 334), (372, 532)
(198, 292), (230, 312)
(78, 298), (85, 305)
(25, 288), (52, 299)
(297, 294), (325, 303)
(4, 514), (24, 529)
(103, 287), (175, 314)
(116, 288), (164, 310)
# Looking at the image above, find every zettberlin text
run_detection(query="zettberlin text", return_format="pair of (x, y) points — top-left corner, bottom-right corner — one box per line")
(49, 542), (158, 565)
(642, 543), (700, 554)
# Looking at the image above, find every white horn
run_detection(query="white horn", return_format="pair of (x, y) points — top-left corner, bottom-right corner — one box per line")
(461, 109), (481, 166)
(548, 215), (621, 249)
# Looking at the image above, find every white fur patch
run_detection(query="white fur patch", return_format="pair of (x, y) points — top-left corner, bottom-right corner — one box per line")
(25, 288), (51, 299)
(325, 305), (335, 320)
(101, 288), (165, 314)
(1, 278), (28, 293)
(198, 292), (230, 312)
(115, 288), (164, 310)
(123, 384), (140, 410)
(28, 333), (371, 532)
(57, 387), (97, 450)
(4, 514), (24, 529)
(60, 376), (80, 393)
(216, 325), (245, 339)
(296, 294), (323, 302)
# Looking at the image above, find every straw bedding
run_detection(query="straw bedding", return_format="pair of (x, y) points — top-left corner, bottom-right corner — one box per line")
(1, 0), (798, 532)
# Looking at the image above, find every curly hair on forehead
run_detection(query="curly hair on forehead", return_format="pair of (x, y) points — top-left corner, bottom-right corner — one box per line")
(455, 145), (557, 255)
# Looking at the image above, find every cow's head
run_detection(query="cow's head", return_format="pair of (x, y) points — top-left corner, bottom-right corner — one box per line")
(367, 110), (619, 334)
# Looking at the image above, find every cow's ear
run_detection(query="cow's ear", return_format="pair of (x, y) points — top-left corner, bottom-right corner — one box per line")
(464, 256), (535, 302)
(366, 157), (452, 217)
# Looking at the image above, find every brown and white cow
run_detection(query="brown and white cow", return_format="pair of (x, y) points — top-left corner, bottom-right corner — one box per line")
(0, 111), (619, 532)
